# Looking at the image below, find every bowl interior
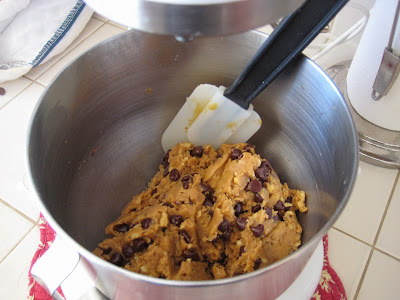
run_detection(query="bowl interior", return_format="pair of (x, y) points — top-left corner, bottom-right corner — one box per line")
(28, 30), (358, 252)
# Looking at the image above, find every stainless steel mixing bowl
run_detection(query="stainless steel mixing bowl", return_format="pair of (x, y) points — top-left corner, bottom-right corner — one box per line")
(27, 29), (358, 299)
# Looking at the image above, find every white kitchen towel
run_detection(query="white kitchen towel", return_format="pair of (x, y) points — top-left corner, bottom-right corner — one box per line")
(0, 0), (93, 83)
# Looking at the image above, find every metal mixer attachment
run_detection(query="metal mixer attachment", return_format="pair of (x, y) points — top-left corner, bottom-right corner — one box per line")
(371, 0), (400, 100)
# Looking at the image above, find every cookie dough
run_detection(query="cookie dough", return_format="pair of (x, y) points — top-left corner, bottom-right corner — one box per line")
(93, 143), (307, 280)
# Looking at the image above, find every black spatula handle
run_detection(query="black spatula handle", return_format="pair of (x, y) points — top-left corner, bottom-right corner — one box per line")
(224, 0), (348, 109)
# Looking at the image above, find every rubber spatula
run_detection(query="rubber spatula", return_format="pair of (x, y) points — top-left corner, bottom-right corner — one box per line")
(162, 0), (348, 152)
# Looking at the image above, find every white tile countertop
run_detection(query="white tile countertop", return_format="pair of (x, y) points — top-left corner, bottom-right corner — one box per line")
(1, 5), (400, 300)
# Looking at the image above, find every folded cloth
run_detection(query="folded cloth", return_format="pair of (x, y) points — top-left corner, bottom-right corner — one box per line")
(29, 214), (347, 300)
(28, 215), (65, 300)
(0, 0), (93, 83)
(311, 235), (347, 300)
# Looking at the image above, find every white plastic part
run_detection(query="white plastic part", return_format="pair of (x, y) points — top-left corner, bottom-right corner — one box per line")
(161, 84), (219, 151)
(277, 240), (324, 300)
(187, 87), (252, 148)
(31, 235), (80, 297)
(162, 84), (262, 151)
(31, 235), (106, 300)
(225, 108), (262, 144)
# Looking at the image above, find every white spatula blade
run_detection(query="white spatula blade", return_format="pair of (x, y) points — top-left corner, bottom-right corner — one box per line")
(225, 108), (262, 144)
(161, 84), (218, 151)
(187, 88), (252, 149)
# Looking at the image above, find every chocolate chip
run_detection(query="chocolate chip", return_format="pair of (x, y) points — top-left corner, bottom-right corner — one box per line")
(163, 160), (169, 169)
(0, 87), (5, 96)
(244, 144), (254, 152)
(221, 230), (231, 241)
(163, 166), (169, 177)
(181, 175), (192, 182)
(230, 148), (243, 160)
(234, 202), (243, 217)
(162, 150), (170, 162)
(252, 204), (261, 213)
(272, 214), (281, 222)
(190, 146), (204, 157)
(169, 214), (184, 226)
(254, 258), (262, 270)
(208, 210), (214, 217)
(254, 193), (264, 203)
(255, 166), (269, 182)
(236, 217), (247, 231)
(285, 196), (293, 203)
(239, 246), (245, 256)
(218, 218), (230, 232)
(162, 202), (173, 207)
(261, 160), (272, 173)
(182, 181), (189, 189)
(212, 234), (221, 243)
(122, 245), (135, 258)
(151, 188), (157, 196)
(169, 169), (180, 181)
(249, 179), (262, 193)
(181, 230), (191, 243)
(182, 249), (200, 261)
(274, 200), (285, 211)
(204, 199), (214, 207)
(100, 247), (112, 256)
(218, 252), (228, 266)
(205, 192), (215, 200)
(251, 224), (264, 237)
(132, 238), (148, 252)
(109, 253), (124, 266)
(265, 207), (273, 219)
(200, 182), (211, 193)
(114, 223), (129, 233)
(141, 218), (152, 229)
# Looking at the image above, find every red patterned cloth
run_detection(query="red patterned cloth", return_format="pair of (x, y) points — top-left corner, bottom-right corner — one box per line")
(28, 214), (66, 300)
(28, 214), (346, 300)
(311, 235), (347, 300)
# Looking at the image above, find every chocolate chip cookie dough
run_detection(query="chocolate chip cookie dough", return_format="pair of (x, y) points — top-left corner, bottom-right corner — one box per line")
(93, 143), (307, 280)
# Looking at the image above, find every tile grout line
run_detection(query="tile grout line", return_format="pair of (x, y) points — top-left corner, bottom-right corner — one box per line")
(331, 226), (373, 247)
(32, 81), (47, 89)
(353, 169), (400, 300)
(0, 224), (37, 265)
(91, 15), (107, 22)
(353, 248), (374, 300)
(333, 226), (400, 263)
(374, 248), (400, 262)
(0, 197), (38, 225)
(371, 170), (400, 246)
(0, 81), (34, 111)
(105, 20), (129, 30)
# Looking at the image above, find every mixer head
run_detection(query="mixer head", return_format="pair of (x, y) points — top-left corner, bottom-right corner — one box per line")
(84, 0), (305, 41)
